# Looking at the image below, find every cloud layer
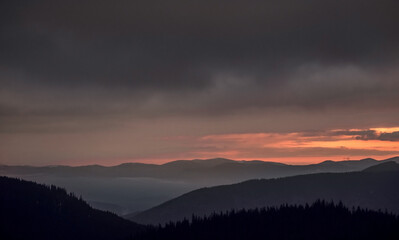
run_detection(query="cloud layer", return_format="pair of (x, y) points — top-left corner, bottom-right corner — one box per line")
(1, 1), (399, 164)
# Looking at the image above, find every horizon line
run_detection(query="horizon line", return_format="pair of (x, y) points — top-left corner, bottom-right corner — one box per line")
(1, 156), (398, 168)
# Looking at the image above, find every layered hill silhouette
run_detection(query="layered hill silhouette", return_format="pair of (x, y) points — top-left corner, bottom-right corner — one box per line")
(2, 157), (398, 184)
(2, 157), (398, 215)
(1, 175), (398, 240)
(0, 176), (143, 240)
(363, 161), (399, 172)
(131, 162), (399, 224)
(135, 201), (399, 240)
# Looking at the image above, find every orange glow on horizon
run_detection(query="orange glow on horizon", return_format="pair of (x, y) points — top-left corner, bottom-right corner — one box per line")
(57, 127), (399, 167)
(371, 127), (399, 133)
(61, 154), (399, 167)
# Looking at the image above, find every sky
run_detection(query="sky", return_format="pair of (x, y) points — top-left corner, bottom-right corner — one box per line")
(1, 0), (399, 166)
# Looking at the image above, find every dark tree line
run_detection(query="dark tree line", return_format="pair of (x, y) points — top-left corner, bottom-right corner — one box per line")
(135, 200), (399, 240)
(1, 175), (399, 240)
(0, 176), (143, 240)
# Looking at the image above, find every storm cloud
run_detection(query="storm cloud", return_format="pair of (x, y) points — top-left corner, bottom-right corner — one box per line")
(356, 131), (399, 142)
(1, 1), (398, 164)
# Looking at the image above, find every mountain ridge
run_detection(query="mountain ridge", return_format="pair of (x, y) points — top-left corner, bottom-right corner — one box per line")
(2, 156), (395, 168)
(0, 176), (143, 240)
(362, 161), (399, 172)
(2, 156), (398, 215)
(131, 162), (399, 225)
(1, 157), (396, 182)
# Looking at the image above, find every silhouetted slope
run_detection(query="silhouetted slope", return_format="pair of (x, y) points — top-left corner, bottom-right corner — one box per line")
(383, 156), (399, 163)
(132, 170), (399, 224)
(0, 176), (143, 240)
(363, 161), (399, 172)
(135, 201), (399, 240)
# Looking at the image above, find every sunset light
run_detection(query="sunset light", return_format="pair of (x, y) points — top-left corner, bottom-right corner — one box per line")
(164, 127), (399, 164)
(1, 1), (399, 239)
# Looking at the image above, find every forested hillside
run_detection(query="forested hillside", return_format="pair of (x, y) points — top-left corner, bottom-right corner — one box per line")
(0, 176), (143, 240)
(135, 201), (399, 240)
(132, 163), (399, 224)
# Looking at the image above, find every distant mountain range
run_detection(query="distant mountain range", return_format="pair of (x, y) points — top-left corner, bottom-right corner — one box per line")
(131, 161), (399, 225)
(2, 156), (398, 184)
(2, 156), (398, 215)
(0, 176), (143, 240)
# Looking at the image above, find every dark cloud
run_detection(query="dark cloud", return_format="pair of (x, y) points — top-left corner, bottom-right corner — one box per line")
(252, 147), (399, 158)
(1, 1), (399, 117)
(1, 1), (399, 164)
(1, 0), (398, 87)
(335, 130), (378, 138)
(300, 129), (399, 142)
(356, 131), (399, 142)
(379, 132), (399, 141)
